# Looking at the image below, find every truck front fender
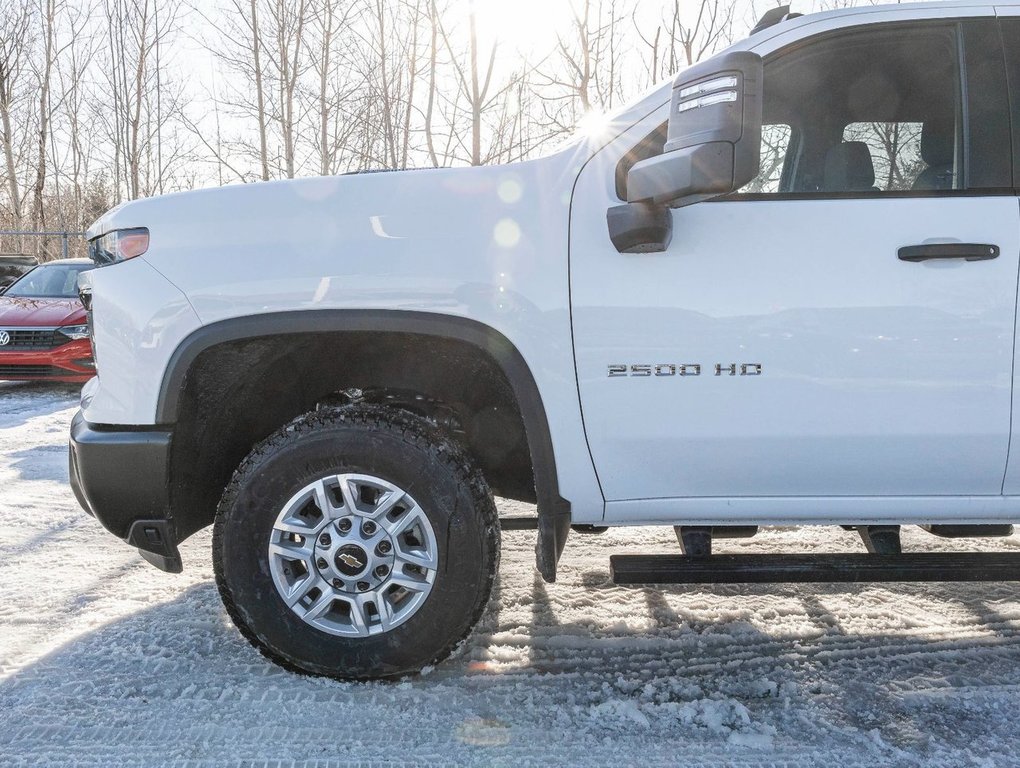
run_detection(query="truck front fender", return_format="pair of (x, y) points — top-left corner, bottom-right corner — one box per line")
(157, 309), (572, 581)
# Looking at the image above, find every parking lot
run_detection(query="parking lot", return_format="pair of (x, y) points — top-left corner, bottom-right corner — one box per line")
(3, 381), (1020, 766)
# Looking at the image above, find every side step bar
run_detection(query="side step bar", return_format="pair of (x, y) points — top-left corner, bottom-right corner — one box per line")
(610, 552), (1020, 585)
(922, 524), (1014, 538)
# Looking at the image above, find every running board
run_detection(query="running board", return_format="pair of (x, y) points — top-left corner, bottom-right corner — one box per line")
(610, 552), (1020, 585)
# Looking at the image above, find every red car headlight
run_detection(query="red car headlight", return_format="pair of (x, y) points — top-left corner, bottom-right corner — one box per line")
(58, 324), (90, 341)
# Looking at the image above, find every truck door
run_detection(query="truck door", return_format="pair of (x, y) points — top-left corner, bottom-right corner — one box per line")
(569, 20), (1018, 513)
(993, 15), (1020, 496)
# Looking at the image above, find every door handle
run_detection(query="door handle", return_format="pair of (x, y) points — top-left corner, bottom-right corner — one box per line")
(898, 243), (1000, 262)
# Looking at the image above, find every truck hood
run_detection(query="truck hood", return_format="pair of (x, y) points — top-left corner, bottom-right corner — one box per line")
(80, 105), (667, 328)
(83, 157), (590, 327)
(0, 297), (86, 327)
(86, 159), (581, 241)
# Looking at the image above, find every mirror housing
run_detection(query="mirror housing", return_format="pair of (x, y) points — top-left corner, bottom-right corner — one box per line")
(607, 202), (673, 254)
(627, 51), (764, 207)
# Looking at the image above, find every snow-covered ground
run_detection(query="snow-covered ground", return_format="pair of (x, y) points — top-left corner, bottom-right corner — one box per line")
(2, 382), (1020, 767)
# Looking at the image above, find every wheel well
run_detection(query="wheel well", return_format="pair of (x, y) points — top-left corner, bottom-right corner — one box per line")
(168, 329), (537, 542)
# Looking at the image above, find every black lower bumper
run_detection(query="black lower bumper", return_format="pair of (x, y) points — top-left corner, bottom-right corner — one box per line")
(69, 410), (182, 573)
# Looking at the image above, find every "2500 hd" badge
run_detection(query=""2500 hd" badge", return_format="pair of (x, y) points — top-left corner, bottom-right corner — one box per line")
(608, 363), (762, 377)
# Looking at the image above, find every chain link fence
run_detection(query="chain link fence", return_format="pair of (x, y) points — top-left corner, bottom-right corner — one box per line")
(0, 230), (87, 263)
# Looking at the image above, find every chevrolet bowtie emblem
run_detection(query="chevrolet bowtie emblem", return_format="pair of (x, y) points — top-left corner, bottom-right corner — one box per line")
(338, 553), (362, 569)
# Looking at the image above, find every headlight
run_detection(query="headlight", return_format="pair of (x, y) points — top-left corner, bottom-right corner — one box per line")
(59, 324), (90, 340)
(89, 227), (149, 265)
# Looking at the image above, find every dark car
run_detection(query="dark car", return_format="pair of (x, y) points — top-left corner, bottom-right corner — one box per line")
(0, 258), (96, 382)
(0, 254), (39, 290)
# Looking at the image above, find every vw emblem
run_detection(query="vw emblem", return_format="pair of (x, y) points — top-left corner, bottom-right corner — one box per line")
(0, 331), (9, 346)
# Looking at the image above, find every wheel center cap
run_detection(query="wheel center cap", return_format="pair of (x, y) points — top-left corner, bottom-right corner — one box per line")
(335, 544), (369, 577)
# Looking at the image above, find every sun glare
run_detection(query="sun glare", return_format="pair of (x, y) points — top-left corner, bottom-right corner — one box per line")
(575, 110), (612, 139)
(469, 0), (574, 52)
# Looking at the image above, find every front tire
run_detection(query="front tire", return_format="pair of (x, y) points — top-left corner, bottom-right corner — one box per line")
(213, 405), (500, 679)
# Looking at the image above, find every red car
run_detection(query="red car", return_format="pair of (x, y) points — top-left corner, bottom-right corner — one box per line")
(0, 258), (97, 383)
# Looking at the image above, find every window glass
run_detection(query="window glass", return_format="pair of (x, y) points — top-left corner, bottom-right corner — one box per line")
(615, 123), (666, 200)
(5, 264), (94, 298)
(997, 19), (1020, 188)
(734, 24), (961, 197)
(841, 122), (925, 191)
(617, 25), (966, 200)
(738, 124), (792, 193)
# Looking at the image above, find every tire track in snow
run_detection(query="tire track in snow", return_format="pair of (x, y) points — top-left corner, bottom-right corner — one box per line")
(3, 384), (1020, 767)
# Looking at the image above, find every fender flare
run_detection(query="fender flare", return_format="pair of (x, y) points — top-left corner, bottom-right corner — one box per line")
(156, 309), (571, 581)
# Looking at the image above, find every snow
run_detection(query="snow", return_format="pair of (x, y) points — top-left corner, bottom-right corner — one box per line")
(3, 381), (1020, 766)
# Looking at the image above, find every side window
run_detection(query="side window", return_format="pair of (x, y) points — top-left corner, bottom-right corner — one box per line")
(735, 24), (962, 197)
(617, 121), (795, 198)
(615, 124), (666, 200)
(739, 123), (792, 193)
(999, 19), (1020, 189)
(615, 22), (1012, 201)
(840, 122), (926, 192)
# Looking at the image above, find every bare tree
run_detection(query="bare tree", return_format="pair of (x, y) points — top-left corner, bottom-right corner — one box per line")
(423, 0), (441, 167)
(436, 0), (529, 166)
(99, 0), (186, 201)
(308, 0), (363, 175)
(32, 0), (59, 236)
(249, 0), (270, 179)
(532, 0), (632, 141)
(0, 1), (34, 231)
(270, 0), (308, 178)
(51, 0), (98, 232)
(370, 0), (400, 167)
(636, 0), (735, 85)
(193, 0), (271, 181)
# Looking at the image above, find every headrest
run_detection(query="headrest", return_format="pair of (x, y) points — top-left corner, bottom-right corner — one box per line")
(920, 119), (954, 166)
(824, 142), (876, 192)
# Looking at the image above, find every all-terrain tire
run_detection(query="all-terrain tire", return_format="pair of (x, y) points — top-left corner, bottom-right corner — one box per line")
(213, 405), (500, 680)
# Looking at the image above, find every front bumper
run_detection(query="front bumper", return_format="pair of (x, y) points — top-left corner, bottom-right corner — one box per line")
(0, 338), (95, 382)
(69, 410), (182, 572)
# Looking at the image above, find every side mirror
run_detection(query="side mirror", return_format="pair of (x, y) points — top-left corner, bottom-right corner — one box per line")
(606, 202), (674, 254)
(627, 51), (764, 207)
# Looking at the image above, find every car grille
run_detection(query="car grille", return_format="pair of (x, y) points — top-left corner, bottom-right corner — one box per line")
(0, 364), (67, 377)
(0, 328), (65, 349)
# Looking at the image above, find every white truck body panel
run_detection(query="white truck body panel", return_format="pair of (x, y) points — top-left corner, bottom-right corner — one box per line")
(81, 152), (616, 521)
(78, 259), (202, 423)
(79, 0), (1020, 527)
(570, 94), (1020, 502)
(606, 495), (1020, 527)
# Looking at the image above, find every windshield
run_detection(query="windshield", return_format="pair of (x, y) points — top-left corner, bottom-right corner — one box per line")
(4, 263), (95, 299)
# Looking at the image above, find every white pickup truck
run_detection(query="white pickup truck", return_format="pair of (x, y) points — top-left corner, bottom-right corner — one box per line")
(69, 0), (1020, 679)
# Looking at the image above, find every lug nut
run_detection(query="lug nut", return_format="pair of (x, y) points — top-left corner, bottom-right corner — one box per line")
(319, 533), (331, 547)
(375, 565), (389, 578)
(362, 521), (377, 536)
(316, 558), (328, 570)
(357, 581), (370, 592)
(337, 519), (352, 533)
(332, 578), (343, 589)
(377, 541), (392, 555)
